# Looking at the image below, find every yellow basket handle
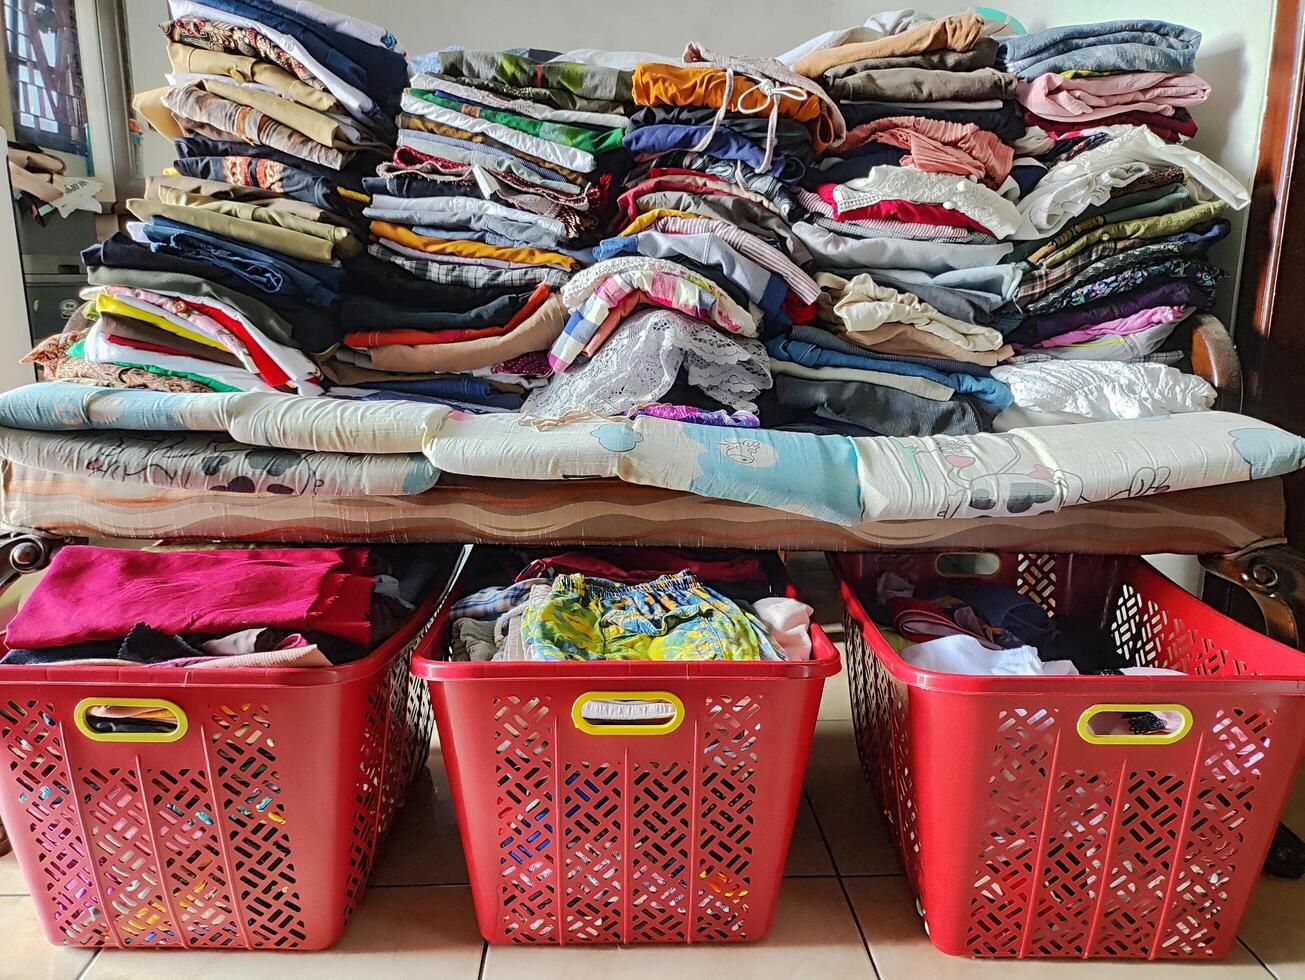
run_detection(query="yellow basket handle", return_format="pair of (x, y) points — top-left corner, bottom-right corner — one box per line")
(1077, 703), (1193, 745)
(74, 697), (188, 743)
(571, 691), (685, 736)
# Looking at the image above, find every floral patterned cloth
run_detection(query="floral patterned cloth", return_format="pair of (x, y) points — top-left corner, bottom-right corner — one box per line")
(162, 16), (326, 89)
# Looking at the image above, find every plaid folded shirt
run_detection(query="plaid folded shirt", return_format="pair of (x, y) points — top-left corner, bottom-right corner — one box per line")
(450, 579), (550, 621)
(1015, 225), (1227, 306)
(368, 244), (571, 290)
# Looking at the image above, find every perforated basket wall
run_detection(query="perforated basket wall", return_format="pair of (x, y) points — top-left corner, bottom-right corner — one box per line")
(416, 611), (838, 945)
(834, 552), (1305, 960)
(0, 609), (436, 950)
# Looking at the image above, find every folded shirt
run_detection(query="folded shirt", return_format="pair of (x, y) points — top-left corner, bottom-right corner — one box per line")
(792, 13), (986, 78)
(998, 19), (1202, 78)
(1009, 279), (1213, 346)
(1017, 71), (1210, 122)
(824, 66), (1017, 104)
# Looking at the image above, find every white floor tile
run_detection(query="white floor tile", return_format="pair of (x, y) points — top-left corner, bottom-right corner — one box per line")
(370, 742), (468, 886)
(1236, 872), (1305, 978)
(804, 720), (901, 875)
(844, 875), (1271, 978)
(0, 844), (30, 895)
(0, 895), (97, 980)
(784, 793), (836, 877)
(482, 877), (874, 980)
(86, 885), (484, 979)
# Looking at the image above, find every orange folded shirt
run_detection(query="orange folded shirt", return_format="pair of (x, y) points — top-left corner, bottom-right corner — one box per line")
(369, 221), (579, 271)
(631, 63), (842, 152)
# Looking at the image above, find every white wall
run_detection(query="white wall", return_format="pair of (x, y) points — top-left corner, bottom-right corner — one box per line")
(122, 0), (176, 178)
(119, 1), (1275, 330)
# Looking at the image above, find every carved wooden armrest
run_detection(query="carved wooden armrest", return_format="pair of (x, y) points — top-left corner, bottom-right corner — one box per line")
(1189, 313), (1243, 411)
(1202, 542), (1305, 647)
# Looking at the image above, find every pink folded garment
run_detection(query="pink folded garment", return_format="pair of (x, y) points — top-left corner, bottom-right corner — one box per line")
(5, 546), (375, 648)
(1030, 304), (1189, 349)
(1016, 72), (1211, 123)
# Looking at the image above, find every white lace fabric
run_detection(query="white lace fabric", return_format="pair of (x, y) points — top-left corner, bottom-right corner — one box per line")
(832, 166), (1024, 238)
(523, 309), (772, 417)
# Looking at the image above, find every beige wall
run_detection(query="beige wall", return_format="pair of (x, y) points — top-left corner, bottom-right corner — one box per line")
(0, 129), (37, 392)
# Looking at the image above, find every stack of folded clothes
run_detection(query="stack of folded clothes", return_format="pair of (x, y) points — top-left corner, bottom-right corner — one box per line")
(715, 12), (1241, 437)
(328, 50), (640, 411)
(522, 46), (839, 426)
(996, 19), (1233, 407)
(760, 12), (1028, 436)
(36, 0), (407, 395)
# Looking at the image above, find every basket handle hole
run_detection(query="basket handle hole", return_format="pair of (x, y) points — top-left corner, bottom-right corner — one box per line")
(1077, 704), (1192, 745)
(75, 698), (188, 742)
(572, 692), (685, 735)
(933, 553), (1002, 578)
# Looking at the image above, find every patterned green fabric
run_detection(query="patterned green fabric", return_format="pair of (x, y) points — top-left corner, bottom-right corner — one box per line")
(435, 50), (632, 108)
(521, 571), (778, 661)
(410, 89), (626, 153)
(67, 339), (237, 392)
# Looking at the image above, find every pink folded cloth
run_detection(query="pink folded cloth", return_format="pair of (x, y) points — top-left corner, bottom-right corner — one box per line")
(1031, 304), (1189, 349)
(5, 546), (375, 648)
(1016, 71), (1210, 122)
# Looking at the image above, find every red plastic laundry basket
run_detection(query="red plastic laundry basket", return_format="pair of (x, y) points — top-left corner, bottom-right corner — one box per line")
(830, 551), (1305, 960)
(410, 554), (840, 944)
(0, 576), (446, 950)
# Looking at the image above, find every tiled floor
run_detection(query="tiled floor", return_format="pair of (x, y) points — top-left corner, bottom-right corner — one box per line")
(2, 556), (1303, 978)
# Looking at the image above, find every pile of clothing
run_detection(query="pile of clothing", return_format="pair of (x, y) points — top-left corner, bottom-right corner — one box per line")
(34, 0), (407, 394)
(329, 51), (638, 411)
(448, 549), (814, 662)
(21, 10), (1251, 443)
(0, 544), (451, 671)
(522, 47), (841, 426)
(869, 570), (1183, 733)
(748, 13), (1237, 437)
(998, 20), (1233, 400)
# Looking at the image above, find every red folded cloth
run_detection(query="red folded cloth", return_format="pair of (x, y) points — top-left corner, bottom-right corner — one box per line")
(344, 323), (515, 348)
(815, 183), (996, 235)
(5, 546), (375, 648)
(1024, 108), (1198, 142)
(343, 282), (553, 349)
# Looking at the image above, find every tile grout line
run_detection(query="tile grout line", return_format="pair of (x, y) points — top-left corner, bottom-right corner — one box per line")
(1237, 936), (1284, 979)
(800, 784), (844, 877)
(836, 872), (881, 979)
(836, 873), (910, 880)
(801, 784), (882, 977)
(74, 948), (98, 980)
